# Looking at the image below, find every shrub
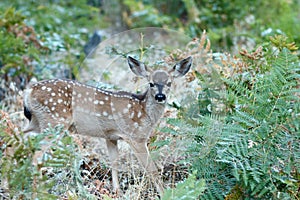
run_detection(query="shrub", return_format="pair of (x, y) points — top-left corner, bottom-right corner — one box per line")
(0, 7), (45, 79)
(0, 111), (94, 199)
(165, 38), (300, 199)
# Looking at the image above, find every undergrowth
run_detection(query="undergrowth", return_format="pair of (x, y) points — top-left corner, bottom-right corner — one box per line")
(165, 39), (300, 199)
(0, 110), (204, 199)
(0, 111), (95, 199)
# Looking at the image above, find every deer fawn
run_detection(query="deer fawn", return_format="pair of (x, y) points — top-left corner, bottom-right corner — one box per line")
(23, 56), (192, 194)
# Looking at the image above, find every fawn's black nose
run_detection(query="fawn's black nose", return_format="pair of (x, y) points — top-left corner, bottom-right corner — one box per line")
(155, 94), (166, 102)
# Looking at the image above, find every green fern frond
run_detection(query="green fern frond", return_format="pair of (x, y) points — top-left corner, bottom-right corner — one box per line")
(169, 45), (300, 199)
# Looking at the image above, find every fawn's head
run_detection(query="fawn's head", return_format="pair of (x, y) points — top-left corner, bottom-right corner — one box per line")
(128, 56), (192, 103)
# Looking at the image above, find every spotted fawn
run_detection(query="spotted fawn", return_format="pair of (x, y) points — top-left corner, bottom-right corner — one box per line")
(23, 56), (192, 194)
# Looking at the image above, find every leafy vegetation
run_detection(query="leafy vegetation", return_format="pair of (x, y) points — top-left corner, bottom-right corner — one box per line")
(0, 7), (44, 79)
(0, 111), (101, 199)
(122, 0), (300, 52)
(165, 41), (300, 199)
(0, 0), (105, 83)
(1, 110), (123, 199)
(162, 171), (206, 200)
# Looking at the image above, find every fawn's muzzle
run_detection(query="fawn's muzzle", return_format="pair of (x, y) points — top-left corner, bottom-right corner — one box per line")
(155, 84), (166, 102)
(155, 93), (166, 102)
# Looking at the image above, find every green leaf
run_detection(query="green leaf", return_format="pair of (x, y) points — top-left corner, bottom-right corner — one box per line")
(162, 172), (206, 200)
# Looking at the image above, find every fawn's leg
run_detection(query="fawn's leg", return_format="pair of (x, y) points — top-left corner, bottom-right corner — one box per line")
(128, 140), (164, 195)
(106, 139), (120, 192)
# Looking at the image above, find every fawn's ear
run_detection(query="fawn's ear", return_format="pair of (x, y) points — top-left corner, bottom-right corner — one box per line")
(169, 56), (192, 78)
(127, 56), (151, 78)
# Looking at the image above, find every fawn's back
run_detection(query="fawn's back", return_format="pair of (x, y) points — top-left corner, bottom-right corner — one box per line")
(23, 78), (164, 141)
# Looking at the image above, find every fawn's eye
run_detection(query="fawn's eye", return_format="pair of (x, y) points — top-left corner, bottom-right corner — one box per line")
(167, 82), (172, 87)
(149, 83), (155, 87)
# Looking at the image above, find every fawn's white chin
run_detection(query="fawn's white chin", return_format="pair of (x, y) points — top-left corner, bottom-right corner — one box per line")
(156, 100), (166, 104)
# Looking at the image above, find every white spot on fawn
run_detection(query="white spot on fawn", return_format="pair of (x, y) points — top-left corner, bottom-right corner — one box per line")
(130, 112), (134, 119)
(123, 108), (129, 114)
(41, 86), (46, 90)
(137, 111), (142, 118)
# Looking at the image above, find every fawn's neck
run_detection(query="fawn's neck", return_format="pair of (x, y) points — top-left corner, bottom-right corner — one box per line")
(141, 89), (166, 125)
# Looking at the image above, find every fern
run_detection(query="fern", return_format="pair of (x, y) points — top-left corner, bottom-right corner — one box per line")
(219, 48), (299, 199)
(165, 45), (300, 199)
